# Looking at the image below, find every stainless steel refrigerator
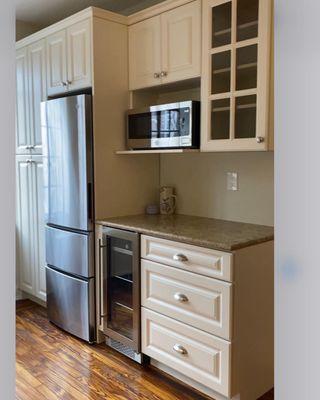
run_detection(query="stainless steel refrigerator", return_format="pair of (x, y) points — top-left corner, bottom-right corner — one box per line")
(41, 94), (95, 343)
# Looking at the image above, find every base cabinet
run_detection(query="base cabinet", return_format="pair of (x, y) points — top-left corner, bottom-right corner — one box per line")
(16, 155), (46, 301)
(140, 234), (274, 400)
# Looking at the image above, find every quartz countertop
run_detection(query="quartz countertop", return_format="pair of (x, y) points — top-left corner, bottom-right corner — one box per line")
(96, 214), (274, 252)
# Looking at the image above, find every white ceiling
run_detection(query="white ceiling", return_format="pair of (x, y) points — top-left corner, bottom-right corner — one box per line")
(15, 0), (166, 26)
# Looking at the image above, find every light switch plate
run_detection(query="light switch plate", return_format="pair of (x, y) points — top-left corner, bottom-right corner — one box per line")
(227, 172), (238, 191)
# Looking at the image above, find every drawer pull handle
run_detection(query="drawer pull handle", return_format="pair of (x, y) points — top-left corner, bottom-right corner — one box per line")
(173, 344), (188, 355)
(173, 253), (188, 262)
(174, 293), (189, 303)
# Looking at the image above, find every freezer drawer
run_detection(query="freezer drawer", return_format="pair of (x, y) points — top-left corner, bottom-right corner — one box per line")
(45, 226), (94, 278)
(46, 266), (95, 342)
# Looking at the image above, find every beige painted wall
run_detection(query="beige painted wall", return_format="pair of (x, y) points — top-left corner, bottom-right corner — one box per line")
(16, 20), (43, 41)
(160, 152), (274, 226)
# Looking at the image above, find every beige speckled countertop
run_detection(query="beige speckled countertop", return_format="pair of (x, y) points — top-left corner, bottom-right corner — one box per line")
(96, 214), (274, 252)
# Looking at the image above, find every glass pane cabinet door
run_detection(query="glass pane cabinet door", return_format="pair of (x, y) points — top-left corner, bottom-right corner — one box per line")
(237, 0), (259, 41)
(107, 236), (134, 340)
(202, 0), (272, 151)
(236, 45), (258, 91)
(211, 51), (231, 94)
(212, 2), (232, 48)
(211, 98), (231, 140)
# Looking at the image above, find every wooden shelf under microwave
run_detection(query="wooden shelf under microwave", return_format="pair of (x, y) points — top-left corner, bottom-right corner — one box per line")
(116, 149), (199, 155)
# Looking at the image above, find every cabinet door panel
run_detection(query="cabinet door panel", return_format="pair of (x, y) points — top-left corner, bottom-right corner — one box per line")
(16, 157), (34, 295)
(201, 0), (272, 152)
(28, 40), (46, 154)
(16, 48), (30, 154)
(129, 16), (162, 90)
(32, 157), (46, 301)
(161, 0), (201, 84)
(67, 19), (92, 91)
(46, 30), (67, 96)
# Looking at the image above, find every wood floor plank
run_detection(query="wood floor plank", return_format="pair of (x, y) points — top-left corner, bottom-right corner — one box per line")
(16, 300), (273, 400)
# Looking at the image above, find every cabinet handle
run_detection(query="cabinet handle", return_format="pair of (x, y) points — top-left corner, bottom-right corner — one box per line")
(173, 253), (188, 262)
(62, 81), (67, 87)
(67, 80), (72, 85)
(256, 136), (264, 143)
(160, 71), (168, 77)
(174, 293), (189, 303)
(154, 72), (160, 79)
(173, 344), (188, 355)
(26, 159), (32, 164)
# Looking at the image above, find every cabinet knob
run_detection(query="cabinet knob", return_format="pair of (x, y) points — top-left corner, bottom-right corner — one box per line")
(160, 71), (168, 77)
(173, 253), (188, 262)
(67, 80), (72, 85)
(256, 136), (265, 143)
(154, 72), (160, 79)
(174, 293), (189, 303)
(173, 344), (188, 355)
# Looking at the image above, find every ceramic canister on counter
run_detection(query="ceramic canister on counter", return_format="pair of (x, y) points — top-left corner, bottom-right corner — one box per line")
(160, 186), (176, 215)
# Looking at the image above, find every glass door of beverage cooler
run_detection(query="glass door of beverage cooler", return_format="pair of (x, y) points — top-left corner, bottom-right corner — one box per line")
(102, 228), (140, 352)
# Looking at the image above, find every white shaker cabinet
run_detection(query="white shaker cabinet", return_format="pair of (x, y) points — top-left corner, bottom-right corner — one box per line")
(16, 40), (46, 155)
(28, 39), (46, 154)
(16, 156), (46, 301)
(16, 156), (34, 294)
(67, 19), (92, 92)
(129, 0), (201, 90)
(46, 30), (68, 96)
(129, 16), (162, 90)
(46, 19), (92, 96)
(161, 0), (201, 84)
(32, 156), (46, 301)
(16, 48), (30, 154)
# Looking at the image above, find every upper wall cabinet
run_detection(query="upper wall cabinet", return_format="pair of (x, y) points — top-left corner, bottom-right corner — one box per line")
(201, 0), (273, 152)
(129, 0), (201, 90)
(46, 19), (92, 96)
(28, 40), (47, 154)
(16, 48), (30, 154)
(16, 40), (46, 155)
(129, 16), (162, 90)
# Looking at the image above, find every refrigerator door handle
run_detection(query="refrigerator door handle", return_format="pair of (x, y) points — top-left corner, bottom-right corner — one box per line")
(87, 182), (93, 221)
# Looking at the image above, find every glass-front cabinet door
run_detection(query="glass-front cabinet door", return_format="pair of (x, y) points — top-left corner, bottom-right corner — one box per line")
(201, 0), (273, 151)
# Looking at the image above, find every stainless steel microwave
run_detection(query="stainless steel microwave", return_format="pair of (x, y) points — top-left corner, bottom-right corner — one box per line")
(127, 101), (200, 150)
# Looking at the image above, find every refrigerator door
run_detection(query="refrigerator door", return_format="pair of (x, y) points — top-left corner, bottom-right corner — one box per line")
(45, 226), (94, 278)
(46, 266), (95, 342)
(41, 94), (93, 232)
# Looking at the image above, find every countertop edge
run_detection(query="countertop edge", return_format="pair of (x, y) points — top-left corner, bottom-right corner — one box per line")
(95, 220), (274, 252)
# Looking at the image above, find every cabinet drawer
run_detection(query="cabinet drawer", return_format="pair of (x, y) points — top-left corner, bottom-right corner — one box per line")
(142, 308), (231, 397)
(141, 235), (232, 281)
(141, 260), (232, 340)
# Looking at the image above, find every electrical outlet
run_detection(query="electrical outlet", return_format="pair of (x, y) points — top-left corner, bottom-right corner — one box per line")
(227, 172), (238, 191)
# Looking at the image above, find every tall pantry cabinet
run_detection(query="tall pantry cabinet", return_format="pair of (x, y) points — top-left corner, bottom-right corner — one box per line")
(15, 18), (92, 302)
(16, 39), (46, 301)
(16, 8), (159, 302)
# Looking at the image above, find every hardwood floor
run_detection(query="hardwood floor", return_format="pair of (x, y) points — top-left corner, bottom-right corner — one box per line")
(16, 300), (274, 400)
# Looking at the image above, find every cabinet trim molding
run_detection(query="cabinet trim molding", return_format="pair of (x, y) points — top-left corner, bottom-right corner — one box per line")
(128, 0), (196, 25)
(16, 7), (127, 49)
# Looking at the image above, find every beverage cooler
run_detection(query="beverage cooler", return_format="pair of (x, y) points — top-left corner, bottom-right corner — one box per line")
(100, 227), (143, 363)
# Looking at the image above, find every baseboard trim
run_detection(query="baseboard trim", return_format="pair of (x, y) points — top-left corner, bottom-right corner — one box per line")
(20, 291), (47, 308)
